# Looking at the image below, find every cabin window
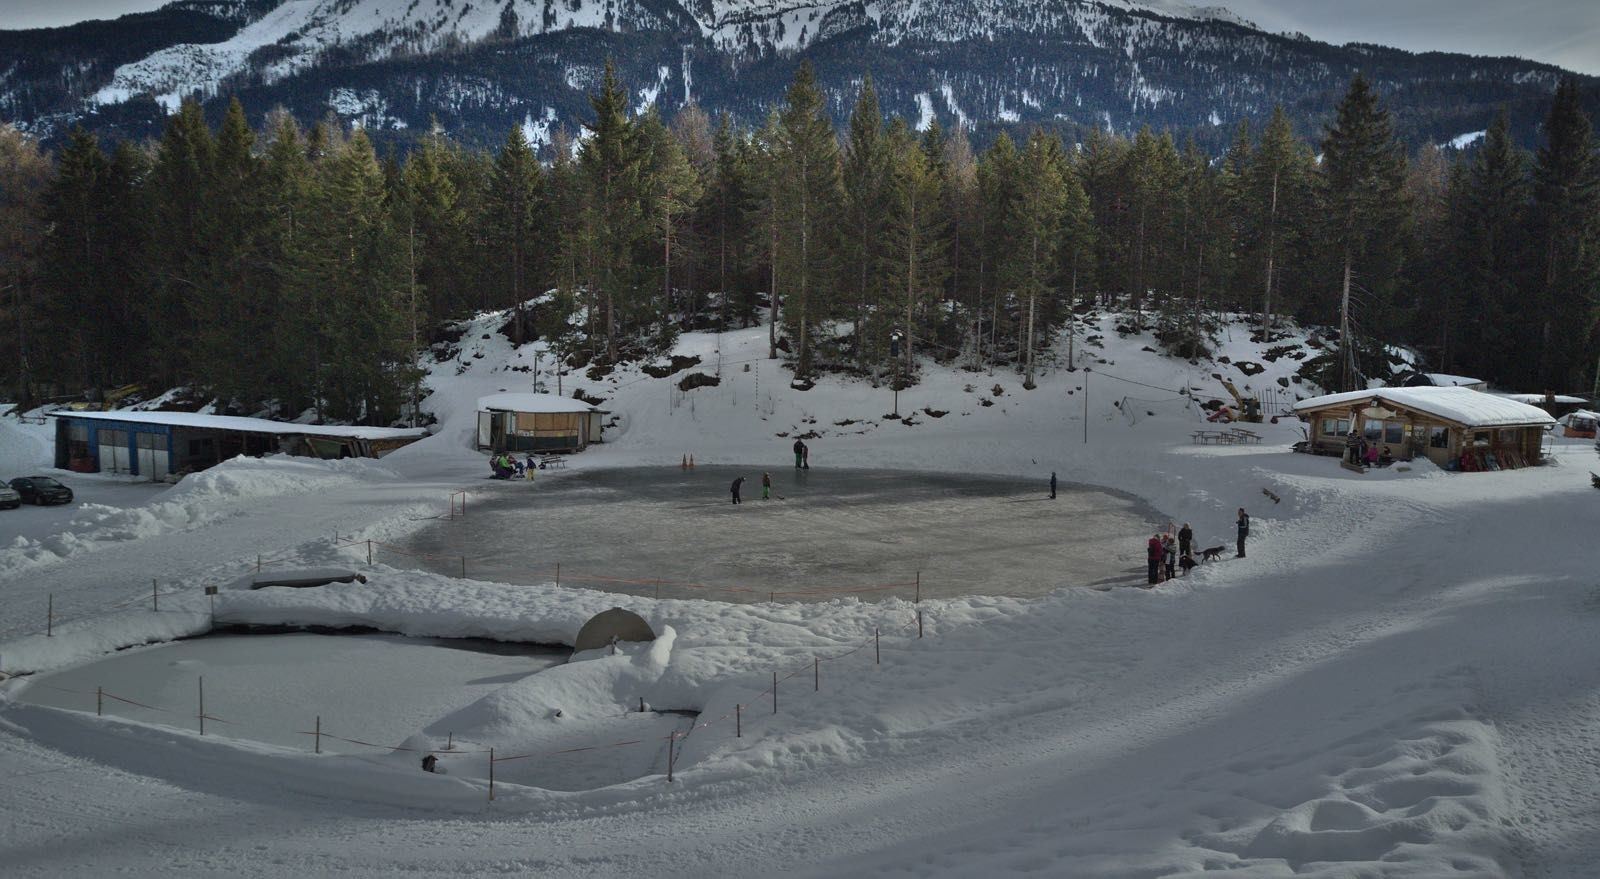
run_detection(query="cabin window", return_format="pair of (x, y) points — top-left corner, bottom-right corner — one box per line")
(1320, 417), (1349, 437)
(1473, 431), (1490, 445)
(1363, 421), (1383, 443)
(1384, 423), (1404, 444)
(1428, 426), (1448, 449)
(1497, 428), (1517, 444)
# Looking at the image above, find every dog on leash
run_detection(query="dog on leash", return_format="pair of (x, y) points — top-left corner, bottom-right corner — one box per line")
(1199, 545), (1227, 562)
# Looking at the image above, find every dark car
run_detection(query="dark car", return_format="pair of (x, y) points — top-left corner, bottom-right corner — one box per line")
(9, 476), (74, 506)
(0, 483), (19, 509)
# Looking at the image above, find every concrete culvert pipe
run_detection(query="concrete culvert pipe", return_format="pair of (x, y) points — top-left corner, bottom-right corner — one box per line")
(573, 607), (655, 654)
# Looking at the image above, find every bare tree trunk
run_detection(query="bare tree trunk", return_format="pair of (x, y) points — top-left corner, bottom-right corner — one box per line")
(1262, 170), (1279, 337)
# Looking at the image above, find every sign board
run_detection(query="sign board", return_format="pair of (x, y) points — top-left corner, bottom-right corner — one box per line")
(204, 586), (218, 596)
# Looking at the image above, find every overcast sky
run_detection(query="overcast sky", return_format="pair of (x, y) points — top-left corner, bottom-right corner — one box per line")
(2, 0), (1597, 75)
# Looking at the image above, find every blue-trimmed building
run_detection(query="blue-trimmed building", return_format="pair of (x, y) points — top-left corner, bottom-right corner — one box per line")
(50, 411), (428, 480)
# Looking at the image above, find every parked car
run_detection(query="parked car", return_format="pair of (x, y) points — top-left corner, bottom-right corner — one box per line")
(0, 484), (19, 509)
(8, 476), (73, 505)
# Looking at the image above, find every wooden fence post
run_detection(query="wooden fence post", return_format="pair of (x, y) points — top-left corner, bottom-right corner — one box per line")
(814, 657), (819, 692)
(915, 571), (921, 603)
(488, 748), (495, 802)
(315, 715), (321, 754)
(555, 562), (560, 588)
(736, 703), (741, 738)
(667, 731), (677, 783)
(917, 609), (923, 639)
(772, 671), (778, 714)
(366, 540), (373, 566)
(198, 676), (205, 736)
(460, 556), (467, 579)
(153, 579), (159, 612)
(46, 594), (52, 637)
(875, 627), (880, 664)
(97, 686), (103, 717)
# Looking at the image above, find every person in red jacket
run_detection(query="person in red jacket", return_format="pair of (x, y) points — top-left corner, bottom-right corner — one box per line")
(1147, 534), (1165, 585)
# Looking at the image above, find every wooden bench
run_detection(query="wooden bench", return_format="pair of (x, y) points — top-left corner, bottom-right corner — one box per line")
(1192, 430), (1235, 444)
(1228, 429), (1263, 444)
(538, 455), (567, 469)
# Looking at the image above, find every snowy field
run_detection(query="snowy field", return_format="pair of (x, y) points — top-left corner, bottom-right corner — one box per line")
(3, 309), (1600, 877)
(399, 465), (1163, 601)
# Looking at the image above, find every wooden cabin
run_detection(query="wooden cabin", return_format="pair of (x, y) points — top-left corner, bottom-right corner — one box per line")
(1293, 387), (1555, 471)
(476, 393), (605, 453)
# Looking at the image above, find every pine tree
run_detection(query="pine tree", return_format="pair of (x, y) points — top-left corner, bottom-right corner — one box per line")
(1239, 107), (1313, 334)
(636, 107), (701, 347)
(840, 76), (893, 369)
(706, 114), (757, 329)
(204, 97), (264, 407)
(773, 61), (843, 379)
(1530, 77), (1600, 391)
(1319, 74), (1408, 390)
(1007, 130), (1068, 388)
(148, 100), (217, 387)
(883, 119), (948, 384)
(292, 130), (410, 422)
(579, 61), (650, 362)
(0, 126), (51, 403)
(977, 132), (1021, 367)
(486, 125), (543, 344)
(39, 128), (113, 388)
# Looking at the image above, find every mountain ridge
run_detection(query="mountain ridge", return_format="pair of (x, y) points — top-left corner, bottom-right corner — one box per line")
(2, 0), (1595, 151)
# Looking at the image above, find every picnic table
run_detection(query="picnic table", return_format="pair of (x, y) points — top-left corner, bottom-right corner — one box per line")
(1228, 428), (1263, 444)
(1192, 430), (1235, 444)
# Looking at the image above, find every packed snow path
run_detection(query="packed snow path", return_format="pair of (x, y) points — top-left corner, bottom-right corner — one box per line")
(399, 466), (1163, 601)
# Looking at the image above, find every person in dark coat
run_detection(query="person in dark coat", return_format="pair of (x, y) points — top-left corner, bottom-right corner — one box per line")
(762, 472), (772, 500)
(1050, 471), (1057, 499)
(730, 476), (745, 505)
(793, 439), (804, 469)
(801, 441), (810, 469)
(1146, 534), (1164, 585)
(1163, 535), (1176, 581)
(1178, 523), (1193, 559)
(1236, 508), (1250, 558)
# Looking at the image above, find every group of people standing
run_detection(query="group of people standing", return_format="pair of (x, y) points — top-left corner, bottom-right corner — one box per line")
(1144, 509), (1250, 586)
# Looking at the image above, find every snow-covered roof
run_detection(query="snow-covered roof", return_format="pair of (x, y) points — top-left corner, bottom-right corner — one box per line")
(477, 392), (598, 414)
(1421, 373), (1485, 388)
(49, 410), (429, 441)
(1293, 387), (1556, 428)
(1494, 392), (1588, 406)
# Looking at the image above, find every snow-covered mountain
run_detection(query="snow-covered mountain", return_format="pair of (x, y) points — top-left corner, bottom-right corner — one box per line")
(2, 0), (1593, 149)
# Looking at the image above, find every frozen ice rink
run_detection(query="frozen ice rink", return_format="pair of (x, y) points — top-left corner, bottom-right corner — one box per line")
(400, 466), (1164, 601)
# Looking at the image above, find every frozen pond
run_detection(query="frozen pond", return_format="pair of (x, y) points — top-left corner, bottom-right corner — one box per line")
(401, 466), (1164, 602)
(16, 633), (567, 751)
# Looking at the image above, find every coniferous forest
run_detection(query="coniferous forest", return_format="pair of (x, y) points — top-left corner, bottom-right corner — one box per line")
(1, 62), (1597, 425)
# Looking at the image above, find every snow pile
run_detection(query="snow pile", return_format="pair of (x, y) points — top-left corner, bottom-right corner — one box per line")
(0, 455), (401, 580)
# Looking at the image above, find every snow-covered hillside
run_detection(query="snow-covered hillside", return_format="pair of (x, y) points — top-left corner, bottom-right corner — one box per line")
(3, 309), (1599, 876)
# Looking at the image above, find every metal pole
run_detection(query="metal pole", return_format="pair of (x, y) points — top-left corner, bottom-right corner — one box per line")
(198, 676), (205, 736)
(667, 731), (676, 783)
(97, 686), (103, 716)
(917, 609), (924, 639)
(488, 748), (495, 801)
(814, 657), (819, 692)
(153, 579), (159, 612)
(460, 556), (467, 579)
(366, 540), (373, 566)
(772, 671), (778, 714)
(736, 703), (742, 738)
(315, 715), (321, 754)
(1083, 368), (1091, 444)
(46, 594), (52, 637)
(256, 554), (262, 572)
(875, 627), (880, 664)
(555, 562), (560, 588)
(915, 571), (921, 603)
